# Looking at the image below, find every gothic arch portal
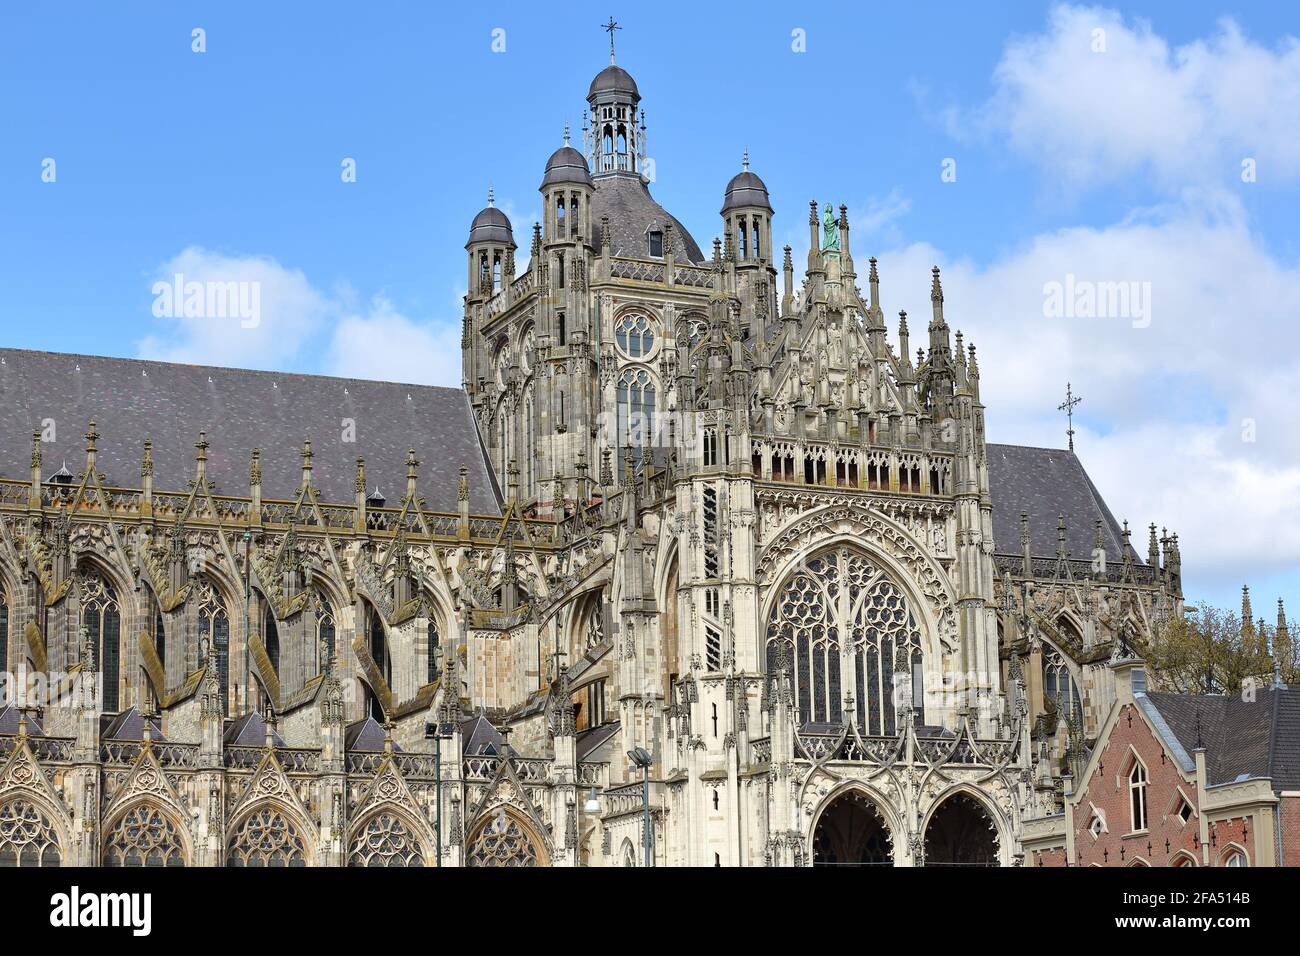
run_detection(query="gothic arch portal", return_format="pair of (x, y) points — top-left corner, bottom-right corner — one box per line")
(809, 784), (897, 867)
(465, 805), (549, 867)
(921, 789), (1001, 867)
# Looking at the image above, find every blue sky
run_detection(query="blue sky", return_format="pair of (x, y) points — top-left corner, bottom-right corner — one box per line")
(1, 2), (1298, 610)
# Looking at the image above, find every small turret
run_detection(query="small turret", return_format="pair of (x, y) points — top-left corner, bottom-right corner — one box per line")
(720, 152), (773, 264)
(465, 189), (516, 300)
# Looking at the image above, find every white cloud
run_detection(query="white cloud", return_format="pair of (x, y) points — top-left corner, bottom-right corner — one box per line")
(326, 296), (463, 387)
(137, 246), (332, 368)
(971, 4), (1300, 189)
(872, 192), (1300, 594)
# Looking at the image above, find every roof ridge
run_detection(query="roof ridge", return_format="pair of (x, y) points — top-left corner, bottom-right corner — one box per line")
(0, 346), (465, 394)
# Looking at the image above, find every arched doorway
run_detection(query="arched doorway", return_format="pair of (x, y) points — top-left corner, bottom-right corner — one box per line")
(923, 793), (999, 866)
(811, 789), (894, 866)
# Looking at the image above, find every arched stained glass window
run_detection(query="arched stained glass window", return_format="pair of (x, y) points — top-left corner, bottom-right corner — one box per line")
(766, 548), (924, 734)
(81, 572), (121, 712)
(347, 813), (425, 867)
(226, 807), (307, 867)
(196, 581), (230, 715)
(614, 312), (656, 358)
(1043, 645), (1081, 722)
(316, 604), (336, 674)
(0, 799), (62, 867)
(103, 805), (186, 867)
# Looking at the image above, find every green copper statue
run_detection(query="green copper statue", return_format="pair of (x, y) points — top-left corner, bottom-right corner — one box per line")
(821, 202), (840, 252)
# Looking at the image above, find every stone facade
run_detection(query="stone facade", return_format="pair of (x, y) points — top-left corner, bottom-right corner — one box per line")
(0, 49), (1186, 868)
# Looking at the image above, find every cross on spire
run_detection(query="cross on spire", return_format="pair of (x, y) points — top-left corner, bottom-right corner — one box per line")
(1058, 382), (1082, 451)
(602, 16), (621, 63)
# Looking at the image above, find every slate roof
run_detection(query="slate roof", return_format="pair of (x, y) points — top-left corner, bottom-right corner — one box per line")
(986, 443), (1132, 561)
(0, 348), (500, 514)
(344, 716), (402, 752)
(1146, 686), (1300, 791)
(101, 707), (166, 741)
(0, 706), (43, 736)
(576, 721), (621, 762)
(590, 174), (705, 263)
(461, 711), (503, 756)
(223, 711), (286, 747)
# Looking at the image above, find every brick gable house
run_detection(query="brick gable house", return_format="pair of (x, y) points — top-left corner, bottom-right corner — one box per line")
(1026, 657), (1300, 866)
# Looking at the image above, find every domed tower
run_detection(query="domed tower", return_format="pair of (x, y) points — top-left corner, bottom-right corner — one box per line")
(722, 153), (778, 339)
(463, 191), (516, 395)
(541, 130), (594, 245)
(464, 191), (516, 303)
(584, 50), (644, 177)
(721, 152), (773, 265)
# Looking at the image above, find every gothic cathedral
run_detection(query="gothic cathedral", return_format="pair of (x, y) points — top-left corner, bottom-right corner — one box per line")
(0, 47), (1182, 867)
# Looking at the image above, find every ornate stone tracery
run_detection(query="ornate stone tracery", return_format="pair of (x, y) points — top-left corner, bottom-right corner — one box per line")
(0, 797), (62, 867)
(348, 811), (426, 867)
(766, 547), (924, 733)
(103, 803), (187, 867)
(226, 805), (309, 868)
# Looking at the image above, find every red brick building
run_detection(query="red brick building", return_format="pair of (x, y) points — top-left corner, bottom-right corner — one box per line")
(1026, 659), (1300, 867)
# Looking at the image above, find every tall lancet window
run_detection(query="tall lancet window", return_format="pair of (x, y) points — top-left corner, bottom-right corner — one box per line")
(81, 572), (122, 712)
(427, 618), (441, 686)
(316, 604), (336, 674)
(522, 383), (536, 491)
(367, 605), (390, 721)
(196, 581), (230, 714)
(263, 601), (280, 673)
(0, 588), (8, 676)
(616, 368), (656, 463)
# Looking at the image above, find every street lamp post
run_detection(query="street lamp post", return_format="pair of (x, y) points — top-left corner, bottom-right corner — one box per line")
(628, 747), (654, 867)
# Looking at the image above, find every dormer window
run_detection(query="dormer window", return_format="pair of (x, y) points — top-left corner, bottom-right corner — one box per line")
(648, 230), (663, 258)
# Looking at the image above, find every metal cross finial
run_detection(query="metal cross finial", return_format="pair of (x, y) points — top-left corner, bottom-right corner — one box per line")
(602, 16), (621, 63)
(562, 120), (570, 145)
(486, 184), (494, 207)
(1058, 382), (1082, 451)
(742, 148), (749, 171)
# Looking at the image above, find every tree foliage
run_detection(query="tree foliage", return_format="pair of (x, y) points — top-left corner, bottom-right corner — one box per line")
(1145, 601), (1295, 695)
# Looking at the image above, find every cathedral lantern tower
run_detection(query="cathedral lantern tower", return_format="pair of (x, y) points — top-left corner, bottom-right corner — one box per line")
(584, 26), (644, 178)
